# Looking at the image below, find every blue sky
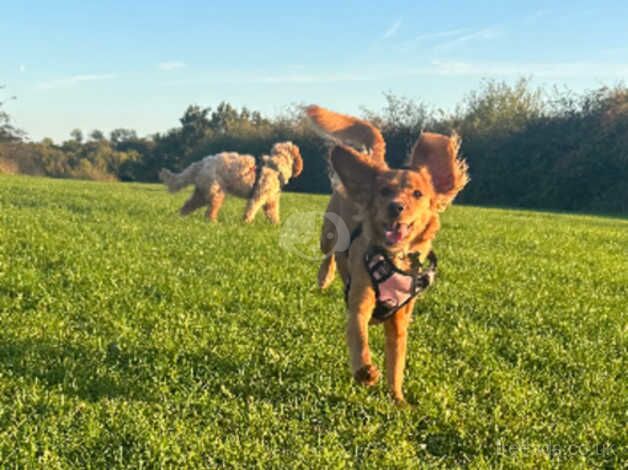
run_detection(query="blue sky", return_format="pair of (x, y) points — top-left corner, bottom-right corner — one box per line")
(2, 0), (628, 141)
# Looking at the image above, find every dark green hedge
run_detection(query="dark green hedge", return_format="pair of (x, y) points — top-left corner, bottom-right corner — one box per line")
(3, 80), (627, 214)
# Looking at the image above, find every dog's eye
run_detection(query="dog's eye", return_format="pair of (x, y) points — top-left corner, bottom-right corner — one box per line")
(380, 187), (394, 197)
(413, 190), (422, 198)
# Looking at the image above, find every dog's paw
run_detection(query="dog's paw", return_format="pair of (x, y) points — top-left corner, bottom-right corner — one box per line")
(391, 393), (408, 407)
(354, 364), (380, 387)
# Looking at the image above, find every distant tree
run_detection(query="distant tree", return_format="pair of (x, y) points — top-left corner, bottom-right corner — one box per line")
(362, 92), (433, 167)
(0, 85), (21, 142)
(110, 128), (138, 146)
(179, 105), (211, 140)
(209, 102), (238, 133)
(452, 77), (544, 138)
(70, 128), (84, 143)
(89, 129), (105, 141)
(363, 92), (432, 133)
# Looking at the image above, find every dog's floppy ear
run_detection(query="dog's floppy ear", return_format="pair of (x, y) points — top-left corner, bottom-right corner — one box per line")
(408, 132), (469, 211)
(331, 145), (386, 204)
(306, 105), (386, 162)
(291, 146), (304, 177)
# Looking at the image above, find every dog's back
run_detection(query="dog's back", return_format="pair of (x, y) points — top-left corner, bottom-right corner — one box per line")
(209, 152), (258, 198)
(160, 152), (257, 195)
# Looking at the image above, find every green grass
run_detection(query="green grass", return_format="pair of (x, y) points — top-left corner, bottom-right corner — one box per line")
(0, 175), (625, 468)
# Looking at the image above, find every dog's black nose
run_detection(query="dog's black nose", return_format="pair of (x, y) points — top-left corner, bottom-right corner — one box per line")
(388, 202), (404, 217)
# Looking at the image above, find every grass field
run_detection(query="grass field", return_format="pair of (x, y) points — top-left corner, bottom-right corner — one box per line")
(0, 175), (625, 468)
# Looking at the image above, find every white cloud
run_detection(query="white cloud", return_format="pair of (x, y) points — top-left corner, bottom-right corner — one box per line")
(433, 27), (502, 50)
(394, 27), (501, 53)
(268, 60), (628, 83)
(160, 71), (375, 86)
(161, 59), (628, 89)
(397, 28), (469, 52)
(382, 18), (402, 39)
(19, 64), (26, 73)
(158, 61), (186, 71)
(414, 28), (469, 42)
(423, 60), (628, 78)
(38, 73), (117, 90)
(255, 72), (375, 84)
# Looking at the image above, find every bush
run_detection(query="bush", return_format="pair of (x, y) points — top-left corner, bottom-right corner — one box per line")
(448, 82), (628, 213)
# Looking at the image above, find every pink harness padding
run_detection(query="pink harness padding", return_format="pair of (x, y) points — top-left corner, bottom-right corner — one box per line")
(368, 256), (415, 309)
(363, 249), (437, 321)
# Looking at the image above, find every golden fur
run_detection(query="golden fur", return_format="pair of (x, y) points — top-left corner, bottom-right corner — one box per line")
(306, 105), (469, 403)
(159, 142), (303, 223)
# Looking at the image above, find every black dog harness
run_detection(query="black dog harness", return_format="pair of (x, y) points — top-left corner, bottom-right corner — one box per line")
(344, 225), (437, 322)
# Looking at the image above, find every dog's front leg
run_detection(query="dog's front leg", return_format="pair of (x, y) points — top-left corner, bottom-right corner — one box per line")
(346, 284), (379, 386)
(383, 303), (413, 403)
(243, 196), (265, 223)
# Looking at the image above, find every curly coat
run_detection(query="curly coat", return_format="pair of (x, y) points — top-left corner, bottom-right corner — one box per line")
(159, 142), (303, 223)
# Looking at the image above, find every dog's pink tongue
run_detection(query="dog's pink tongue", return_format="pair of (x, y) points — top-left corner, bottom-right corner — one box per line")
(385, 223), (409, 245)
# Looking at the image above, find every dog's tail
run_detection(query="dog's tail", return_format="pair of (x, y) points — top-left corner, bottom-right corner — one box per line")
(159, 161), (203, 193)
(305, 105), (386, 162)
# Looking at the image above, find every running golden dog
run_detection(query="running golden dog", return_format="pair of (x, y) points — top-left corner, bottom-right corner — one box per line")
(307, 105), (468, 403)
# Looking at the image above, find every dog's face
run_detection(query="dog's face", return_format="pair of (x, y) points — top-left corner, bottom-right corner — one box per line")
(331, 132), (468, 251)
(271, 141), (303, 178)
(370, 169), (435, 247)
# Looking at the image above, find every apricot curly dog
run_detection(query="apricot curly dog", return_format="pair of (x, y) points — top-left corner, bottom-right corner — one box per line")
(159, 142), (303, 223)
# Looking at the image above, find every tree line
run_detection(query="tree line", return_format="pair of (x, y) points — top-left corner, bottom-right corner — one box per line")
(1, 79), (627, 214)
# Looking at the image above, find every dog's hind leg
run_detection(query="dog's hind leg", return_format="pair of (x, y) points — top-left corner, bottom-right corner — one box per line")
(263, 199), (280, 224)
(317, 194), (341, 289)
(180, 187), (206, 215)
(205, 183), (225, 222)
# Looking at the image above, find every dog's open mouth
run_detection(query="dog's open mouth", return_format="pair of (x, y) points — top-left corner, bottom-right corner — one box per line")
(384, 221), (414, 245)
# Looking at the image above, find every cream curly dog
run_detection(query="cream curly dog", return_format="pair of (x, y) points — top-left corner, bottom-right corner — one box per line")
(159, 142), (303, 223)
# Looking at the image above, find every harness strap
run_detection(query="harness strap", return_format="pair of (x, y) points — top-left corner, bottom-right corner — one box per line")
(250, 159), (289, 196)
(349, 225), (363, 247)
(249, 161), (265, 197)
